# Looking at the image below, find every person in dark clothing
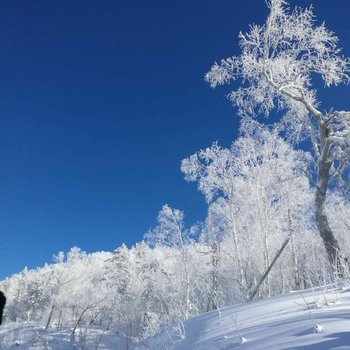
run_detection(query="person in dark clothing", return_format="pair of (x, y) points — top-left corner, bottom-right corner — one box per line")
(0, 291), (6, 325)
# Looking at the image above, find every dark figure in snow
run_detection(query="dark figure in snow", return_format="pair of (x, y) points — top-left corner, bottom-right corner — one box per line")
(0, 291), (6, 325)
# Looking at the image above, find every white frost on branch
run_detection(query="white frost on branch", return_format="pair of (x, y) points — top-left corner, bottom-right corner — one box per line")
(205, 0), (350, 188)
(205, 0), (350, 121)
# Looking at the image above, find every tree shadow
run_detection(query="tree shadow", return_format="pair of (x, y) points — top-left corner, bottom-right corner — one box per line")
(285, 332), (350, 350)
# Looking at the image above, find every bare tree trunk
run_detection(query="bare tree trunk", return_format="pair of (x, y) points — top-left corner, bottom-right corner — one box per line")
(250, 209), (293, 301)
(262, 234), (271, 296)
(257, 185), (271, 296)
(70, 303), (98, 344)
(315, 126), (342, 273)
(229, 204), (245, 292)
(180, 246), (191, 319)
(249, 232), (292, 301)
(232, 224), (244, 291)
(290, 235), (301, 290)
(45, 304), (55, 329)
(315, 189), (340, 268)
(208, 242), (220, 311)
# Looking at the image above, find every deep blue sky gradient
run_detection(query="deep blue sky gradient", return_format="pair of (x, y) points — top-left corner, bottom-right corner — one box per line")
(0, 0), (349, 279)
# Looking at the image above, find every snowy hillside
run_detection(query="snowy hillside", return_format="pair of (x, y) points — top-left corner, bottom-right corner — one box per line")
(146, 285), (350, 350)
(0, 322), (130, 349)
(1, 284), (350, 349)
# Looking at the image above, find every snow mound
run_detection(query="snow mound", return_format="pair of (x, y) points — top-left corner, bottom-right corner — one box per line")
(0, 323), (125, 349)
(145, 285), (350, 350)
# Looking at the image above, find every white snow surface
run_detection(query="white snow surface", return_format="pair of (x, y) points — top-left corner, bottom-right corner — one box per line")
(1, 285), (350, 349)
(146, 285), (350, 350)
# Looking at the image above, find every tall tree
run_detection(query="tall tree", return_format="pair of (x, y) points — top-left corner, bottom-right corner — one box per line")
(205, 0), (350, 269)
(183, 121), (312, 296)
(144, 205), (194, 319)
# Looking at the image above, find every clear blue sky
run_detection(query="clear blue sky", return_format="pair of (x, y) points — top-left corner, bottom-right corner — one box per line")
(0, 0), (349, 279)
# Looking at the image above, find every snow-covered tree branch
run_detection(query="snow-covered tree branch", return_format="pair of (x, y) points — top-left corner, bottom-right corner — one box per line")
(205, 0), (350, 269)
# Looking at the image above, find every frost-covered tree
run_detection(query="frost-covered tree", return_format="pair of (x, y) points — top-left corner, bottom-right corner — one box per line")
(183, 121), (314, 297)
(181, 141), (246, 292)
(199, 204), (226, 311)
(233, 121), (313, 295)
(144, 205), (197, 320)
(205, 0), (350, 269)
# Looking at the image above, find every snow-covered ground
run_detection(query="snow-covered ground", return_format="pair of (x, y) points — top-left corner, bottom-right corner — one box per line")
(0, 323), (127, 349)
(1, 285), (350, 349)
(146, 284), (350, 350)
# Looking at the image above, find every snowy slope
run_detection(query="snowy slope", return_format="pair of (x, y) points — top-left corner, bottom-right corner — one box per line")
(0, 323), (127, 349)
(1, 285), (350, 349)
(146, 285), (350, 350)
